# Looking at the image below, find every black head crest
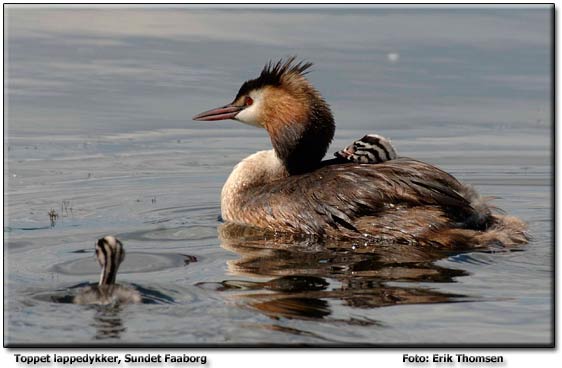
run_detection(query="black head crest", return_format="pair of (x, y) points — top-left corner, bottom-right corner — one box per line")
(235, 56), (313, 99)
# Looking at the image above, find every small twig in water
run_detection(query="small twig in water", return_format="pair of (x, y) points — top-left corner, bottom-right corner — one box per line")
(48, 209), (58, 228)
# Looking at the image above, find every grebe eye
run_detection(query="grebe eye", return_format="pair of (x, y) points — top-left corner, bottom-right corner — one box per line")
(245, 96), (253, 106)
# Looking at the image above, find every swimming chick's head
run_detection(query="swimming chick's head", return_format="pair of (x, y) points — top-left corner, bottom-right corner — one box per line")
(193, 57), (335, 174)
(95, 235), (125, 286)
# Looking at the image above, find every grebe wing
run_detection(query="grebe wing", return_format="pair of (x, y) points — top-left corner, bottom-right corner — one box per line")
(241, 158), (476, 235)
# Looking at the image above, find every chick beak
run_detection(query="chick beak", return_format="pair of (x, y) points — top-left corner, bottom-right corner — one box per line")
(192, 104), (244, 121)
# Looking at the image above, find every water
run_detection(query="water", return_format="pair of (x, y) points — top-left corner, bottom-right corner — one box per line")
(3, 5), (552, 345)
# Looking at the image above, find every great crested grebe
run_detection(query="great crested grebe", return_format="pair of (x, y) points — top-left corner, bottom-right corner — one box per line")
(74, 236), (141, 305)
(193, 57), (527, 248)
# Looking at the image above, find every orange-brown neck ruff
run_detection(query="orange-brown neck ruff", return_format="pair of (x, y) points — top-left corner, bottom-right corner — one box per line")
(262, 79), (334, 175)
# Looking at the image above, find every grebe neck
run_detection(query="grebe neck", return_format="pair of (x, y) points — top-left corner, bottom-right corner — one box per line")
(99, 261), (118, 286)
(263, 85), (335, 175)
(269, 117), (334, 175)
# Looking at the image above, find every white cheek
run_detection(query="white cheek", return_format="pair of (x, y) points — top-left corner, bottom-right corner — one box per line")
(235, 103), (262, 127)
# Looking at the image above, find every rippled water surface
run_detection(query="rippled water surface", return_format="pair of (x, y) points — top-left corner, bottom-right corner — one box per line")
(4, 6), (552, 345)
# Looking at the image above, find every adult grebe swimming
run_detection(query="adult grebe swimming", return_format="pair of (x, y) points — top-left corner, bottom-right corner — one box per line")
(193, 57), (527, 248)
(74, 236), (141, 305)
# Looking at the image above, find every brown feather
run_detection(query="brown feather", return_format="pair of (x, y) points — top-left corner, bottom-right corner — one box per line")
(223, 157), (528, 248)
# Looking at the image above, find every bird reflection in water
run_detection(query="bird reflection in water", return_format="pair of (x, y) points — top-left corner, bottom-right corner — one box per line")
(91, 305), (126, 340)
(48, 292), (128, 340)
(199, 223), (471, 323)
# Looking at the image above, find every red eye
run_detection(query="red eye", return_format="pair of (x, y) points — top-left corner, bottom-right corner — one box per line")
(245, 96), (253, 106)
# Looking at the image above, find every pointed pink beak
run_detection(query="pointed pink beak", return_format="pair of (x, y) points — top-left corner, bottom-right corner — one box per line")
(192, 104), (244, 121)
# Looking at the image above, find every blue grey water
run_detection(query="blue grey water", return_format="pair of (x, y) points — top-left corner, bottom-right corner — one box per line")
(4, 6), (552, 345)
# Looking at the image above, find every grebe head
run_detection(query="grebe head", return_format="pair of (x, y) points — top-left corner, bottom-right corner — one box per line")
(95, 236), (125, 286)
(335, 134), (398, 164)
(193, 57), (335, 174)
